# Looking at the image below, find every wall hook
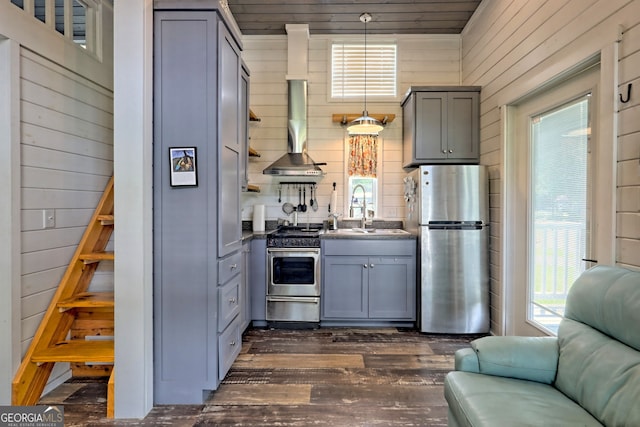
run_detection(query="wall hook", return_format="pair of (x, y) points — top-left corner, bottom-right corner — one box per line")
(619, 83), (632, 103)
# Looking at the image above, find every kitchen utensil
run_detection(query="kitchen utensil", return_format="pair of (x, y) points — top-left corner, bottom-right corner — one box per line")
(278, 184), (282, 203)
(309, 185), (314, 208)
(301, 186), (307, 212)
(312, 184), (319, 211)
(282, 202), (295, 215)
(298, 186), (303, 212)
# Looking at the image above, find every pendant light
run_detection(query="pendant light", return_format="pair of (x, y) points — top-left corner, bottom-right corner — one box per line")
(347, 12), (384, 135)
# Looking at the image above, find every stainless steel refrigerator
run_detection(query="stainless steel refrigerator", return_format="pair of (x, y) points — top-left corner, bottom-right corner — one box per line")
(404, 165), (489, 333)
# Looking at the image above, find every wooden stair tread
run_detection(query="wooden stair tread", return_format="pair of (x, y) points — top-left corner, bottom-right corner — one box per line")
(32, 340), (114, 364)
(79, 251), (114, 263)
(97, 214), (114, 225)
(58, 292), (114, 310)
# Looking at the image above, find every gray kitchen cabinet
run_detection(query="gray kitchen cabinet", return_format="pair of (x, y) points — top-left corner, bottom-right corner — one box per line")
(218, 261), (241, 333)
(368, 257), (416, 319)
(153, 4), (245, 404)
(322, 240), (416, 321)
(218, 23), (243, 258)
(218, 251), (242, 380)
(323, 256), (368, 318)
(249, 238), (267, 326)
(402, 87), (480, 167)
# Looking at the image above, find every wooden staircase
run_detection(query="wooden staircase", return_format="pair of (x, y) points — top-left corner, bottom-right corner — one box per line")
(13, 176), (116, 418)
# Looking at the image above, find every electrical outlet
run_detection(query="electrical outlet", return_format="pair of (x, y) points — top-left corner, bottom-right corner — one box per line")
(42, 209), (55, 229)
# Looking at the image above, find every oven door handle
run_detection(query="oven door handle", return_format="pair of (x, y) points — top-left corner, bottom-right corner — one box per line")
(267, 248), (320, 254)
(267, 297), (319, 303)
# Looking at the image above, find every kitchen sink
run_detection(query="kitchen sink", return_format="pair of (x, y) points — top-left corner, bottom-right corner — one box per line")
(325, 228), (411, 236)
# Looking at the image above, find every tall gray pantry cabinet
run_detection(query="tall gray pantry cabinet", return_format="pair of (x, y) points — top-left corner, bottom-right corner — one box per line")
(153, 4), (246, 404)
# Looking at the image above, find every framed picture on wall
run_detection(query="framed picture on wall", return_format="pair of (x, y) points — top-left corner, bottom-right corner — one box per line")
(169, 147), (197, 187)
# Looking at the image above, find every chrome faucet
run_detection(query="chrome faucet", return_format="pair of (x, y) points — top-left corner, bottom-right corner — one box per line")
(350, 184), (367, 228)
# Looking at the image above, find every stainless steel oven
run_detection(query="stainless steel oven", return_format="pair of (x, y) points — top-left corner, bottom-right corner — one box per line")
(266, 226), (321, 323)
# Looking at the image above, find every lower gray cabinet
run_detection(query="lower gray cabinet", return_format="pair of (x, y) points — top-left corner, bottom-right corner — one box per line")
(368, 257), (416, 319)
(322, 240), (416, 321)
(323, 256), (368, 318)
(218, 315), (242, 381)
(218, 278), (240, 333)
(217, 249), (243, 380)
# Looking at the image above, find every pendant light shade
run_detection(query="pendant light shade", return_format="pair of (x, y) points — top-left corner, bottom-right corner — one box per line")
(347, 13), (384, 136)
(347, 113), (384, 135)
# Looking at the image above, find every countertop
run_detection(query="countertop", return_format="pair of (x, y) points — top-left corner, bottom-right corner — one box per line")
(320, 229), (416, 240)
(242, 228), (416, 242)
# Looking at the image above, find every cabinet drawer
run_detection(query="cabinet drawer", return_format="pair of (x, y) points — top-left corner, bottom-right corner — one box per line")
(218, 279), (241, 332)
(218, 315), (242, 381)
(219, 251), (242, 285)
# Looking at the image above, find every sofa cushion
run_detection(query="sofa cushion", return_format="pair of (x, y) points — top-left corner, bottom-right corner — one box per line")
(445, 371), (601, 427)
(555, 318), (640, 426)
(564, 265), (640, 351)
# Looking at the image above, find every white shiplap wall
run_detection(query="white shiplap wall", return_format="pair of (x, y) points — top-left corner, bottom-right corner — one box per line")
(240, 34), (461, 224)
(461, 0), (640, 334)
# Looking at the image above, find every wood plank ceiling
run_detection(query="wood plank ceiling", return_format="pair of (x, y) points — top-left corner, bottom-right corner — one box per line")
(226, 0), (482, 35)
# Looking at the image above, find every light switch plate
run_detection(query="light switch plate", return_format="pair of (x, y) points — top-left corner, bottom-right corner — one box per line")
(43, 209), (55, 229)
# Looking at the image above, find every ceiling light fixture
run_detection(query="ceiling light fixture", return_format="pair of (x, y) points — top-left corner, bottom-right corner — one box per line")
(347, 12), (384, 135)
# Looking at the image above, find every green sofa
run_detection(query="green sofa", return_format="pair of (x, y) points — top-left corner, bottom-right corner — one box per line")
(444, 265), (640, 426)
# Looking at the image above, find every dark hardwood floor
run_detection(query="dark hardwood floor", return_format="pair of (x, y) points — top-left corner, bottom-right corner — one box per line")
(39, 327), (479, 426)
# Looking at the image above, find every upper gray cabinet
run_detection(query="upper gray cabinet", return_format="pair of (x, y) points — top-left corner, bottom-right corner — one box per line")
(402, 87), (480, 167)
(218, 24), (243, 258)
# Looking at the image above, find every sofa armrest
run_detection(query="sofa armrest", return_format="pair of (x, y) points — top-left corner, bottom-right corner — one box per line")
(456, 336), (559, 384)
(454, 347), (480, 373)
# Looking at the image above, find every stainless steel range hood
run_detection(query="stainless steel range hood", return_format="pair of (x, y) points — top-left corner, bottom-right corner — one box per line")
(262, 80), (325, 177)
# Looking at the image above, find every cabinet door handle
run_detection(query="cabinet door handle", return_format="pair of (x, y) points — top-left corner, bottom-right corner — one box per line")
(448, 149), (453, 153)
(441, 149), (447, 154)
(230, 264), (238, 270)
(370, 263), (375, 268)
(363, 264), (368, 268)
(229, 297), (236, 304)
(230, 340), (236, 346)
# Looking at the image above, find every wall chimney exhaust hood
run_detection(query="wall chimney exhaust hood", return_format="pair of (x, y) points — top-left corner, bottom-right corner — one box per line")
(263, 80), (325, 176)
(263, 24), (325, 177)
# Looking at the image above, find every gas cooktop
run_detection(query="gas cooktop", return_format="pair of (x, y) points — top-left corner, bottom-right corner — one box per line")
(267, 225), (323, 248)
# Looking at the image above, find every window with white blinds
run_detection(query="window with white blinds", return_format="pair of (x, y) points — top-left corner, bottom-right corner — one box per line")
(331, 43), (397, 99)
